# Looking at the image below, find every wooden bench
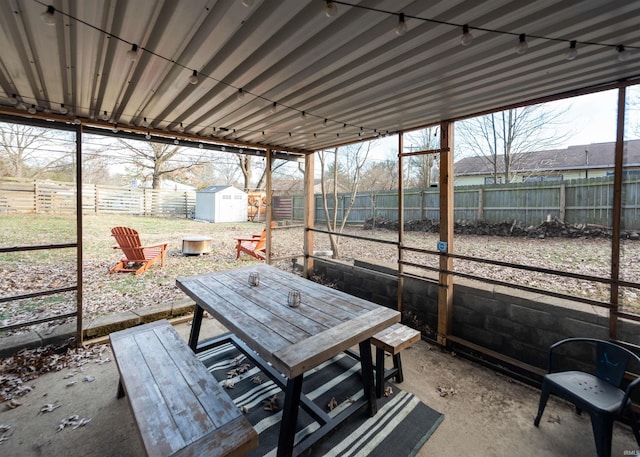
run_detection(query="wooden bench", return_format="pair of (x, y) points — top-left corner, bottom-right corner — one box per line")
(371, 323), (421, 398)
(110, 320), (258, 457)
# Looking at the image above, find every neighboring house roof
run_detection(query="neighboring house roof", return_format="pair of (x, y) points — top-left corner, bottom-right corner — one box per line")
(454, 139), (640, 176)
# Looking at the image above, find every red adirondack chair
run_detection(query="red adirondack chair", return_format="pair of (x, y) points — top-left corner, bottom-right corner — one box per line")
(109, 226), (168, 275)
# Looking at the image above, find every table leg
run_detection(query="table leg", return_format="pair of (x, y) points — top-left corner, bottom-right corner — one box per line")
(277, 375), (303, 457)
(359, 340), (377, 416)
(188, 305), (204, 351)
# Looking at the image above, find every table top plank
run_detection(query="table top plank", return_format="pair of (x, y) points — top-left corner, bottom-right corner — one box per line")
(177, 265), (401, 378)
(275, 307), (400, 378)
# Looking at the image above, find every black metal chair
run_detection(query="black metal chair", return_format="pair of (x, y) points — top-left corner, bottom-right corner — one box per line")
(534, 338), (640, 457)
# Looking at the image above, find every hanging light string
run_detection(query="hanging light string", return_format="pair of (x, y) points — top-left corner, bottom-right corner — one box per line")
(21, 0), (639, 145)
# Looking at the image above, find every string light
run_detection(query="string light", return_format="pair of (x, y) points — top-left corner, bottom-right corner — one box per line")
(145, 132), (151, 140)
(59, 104), (68, 115)
(325, 1), (337, 18)
(189, 70), (199, 85)
(41, 5), (56, 25)
(565, 40), (578, 61)
(515, 33), (528, 54)
(141, 117), (149, 128)
(28, 105), (37, 114)
(617, 45), (631, 62)
(127, 44), (138, 61)
(18, 2), (639, 150)
(460, 24), (473, 46)
(394, 13), (407, 36)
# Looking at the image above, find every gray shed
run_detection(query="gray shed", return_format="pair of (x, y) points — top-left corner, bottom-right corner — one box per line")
(195, 186), (247, 222)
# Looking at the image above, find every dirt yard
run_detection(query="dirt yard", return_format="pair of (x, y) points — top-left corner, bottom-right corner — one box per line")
(1, 214), (639, 335)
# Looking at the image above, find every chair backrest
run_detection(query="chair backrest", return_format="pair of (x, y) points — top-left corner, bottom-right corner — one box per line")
(112, 226), (145, 260)
(596, 341), (632, 387)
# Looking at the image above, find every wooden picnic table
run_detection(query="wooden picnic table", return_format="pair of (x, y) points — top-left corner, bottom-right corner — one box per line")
(176, 264), (400, 457)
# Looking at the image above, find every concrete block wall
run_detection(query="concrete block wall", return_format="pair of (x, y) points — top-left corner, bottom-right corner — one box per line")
(312, 259), (640, 372)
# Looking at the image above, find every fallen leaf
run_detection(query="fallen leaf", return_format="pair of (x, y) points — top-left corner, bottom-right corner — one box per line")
(40, 402), (61, 413)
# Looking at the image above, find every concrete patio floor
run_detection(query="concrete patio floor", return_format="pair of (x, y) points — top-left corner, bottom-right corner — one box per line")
(1, 316), (638, 457)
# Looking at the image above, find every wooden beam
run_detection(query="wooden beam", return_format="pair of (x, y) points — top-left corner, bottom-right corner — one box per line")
(397, 133), (404, 315)
(610, 86), (625, 339)
(76, 124), (83, 346)
(437, 121), (454, 346)
(265, 148), (273, 265)
(303, 153), (315, 277)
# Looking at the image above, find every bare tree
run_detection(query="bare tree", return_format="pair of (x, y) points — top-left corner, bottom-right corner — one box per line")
(456, 105), (571, 183)
(115, 139), (206, 189)
(405, 126), (440, 188)
(0, 122), (74, 179)
(318, 141), (372, 258)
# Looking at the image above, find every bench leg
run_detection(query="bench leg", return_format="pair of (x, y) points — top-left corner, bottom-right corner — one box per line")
(117, 378), (125, 399)
(375, 347), (385, 398)
(393, 354), (404, 383)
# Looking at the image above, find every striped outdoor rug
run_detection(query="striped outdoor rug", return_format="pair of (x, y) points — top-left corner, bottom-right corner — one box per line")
(197, 341), (444, 457)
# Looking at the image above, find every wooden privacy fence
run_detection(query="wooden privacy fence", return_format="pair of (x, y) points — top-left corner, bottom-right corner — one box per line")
(0, 178), (195, 218)
(309, 175), (640, 231)
(6, 176), (640, 230)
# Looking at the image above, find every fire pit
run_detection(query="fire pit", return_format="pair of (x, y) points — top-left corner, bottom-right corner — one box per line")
(182, 236), (213, 255)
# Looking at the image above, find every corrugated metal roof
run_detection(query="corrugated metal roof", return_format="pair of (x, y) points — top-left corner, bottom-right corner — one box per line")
(1, 0), (639, 153)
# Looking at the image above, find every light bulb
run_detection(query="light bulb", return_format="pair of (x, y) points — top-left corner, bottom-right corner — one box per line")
(325, 1), (337, 17)
(145, 132), (151, 140)
(565, 40), (578, 61)
(174, 139), (179, 145)
(394, 13), (407, 36)
(323, 119), (328, 128)
(28, 105), (37, 114)
(617, 45), (631, 62)
(270, 102), (277, 113)
(189, 70), (198, 85)
(41, 5), (56, 26)
(515, 34), (528, 55)
(101, 110), (109, 121)
(300, 111), (307, 121)
(237, 88), (245, 100)
(127, 44), (138, 61)
(198, 143), (203, 149)
(141, 117), (149, 128)
(73, 116), (81, 125)
(112, 124), (118, 133)
(9, 94), (18, 105)
(178, 122), (185, 133)
(59, 104), (68, 115)
(460, 25), (473, 46)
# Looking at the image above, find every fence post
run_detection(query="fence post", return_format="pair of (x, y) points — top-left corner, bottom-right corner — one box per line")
(559, 183), (566, 222)
(477, 188), (483, 221)
(33, 180), (38, 214)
